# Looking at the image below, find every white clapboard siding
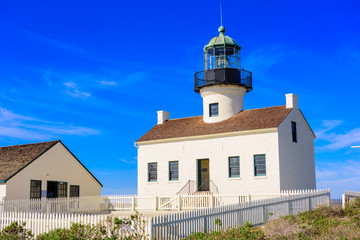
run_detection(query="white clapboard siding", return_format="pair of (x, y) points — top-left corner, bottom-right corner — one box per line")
(151, 190), (330, 239)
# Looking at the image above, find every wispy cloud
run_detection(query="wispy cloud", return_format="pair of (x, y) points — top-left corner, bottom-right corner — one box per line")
(243, 44), (292, 71)
(63, 81), (91, 99)
(98, 80), (117, 86)
(42, 69), (146, 99)
(0, 107), (100, 141)
(315, 120), (360, 151)
(118, 158), (137, 165)
(317, 160), (360, 197)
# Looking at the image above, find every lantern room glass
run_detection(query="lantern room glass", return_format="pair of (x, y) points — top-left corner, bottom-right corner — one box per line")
(204, 46), (241, 70)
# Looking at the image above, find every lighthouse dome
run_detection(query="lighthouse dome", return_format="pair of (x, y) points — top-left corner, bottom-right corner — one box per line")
(204, 26), (241, 51)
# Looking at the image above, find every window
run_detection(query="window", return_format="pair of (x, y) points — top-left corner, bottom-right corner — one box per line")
(70, 185), (80, 198)
(58, 182), (67, 198)
(291, 121), (297, 142)
(229, 157), (240, 178)
(209, 103), (219, 117)
(254, 155), (266, 176)
(169, 161), (179, 181)
(148, 163), (158, 182)
(30, 180), (41, 199)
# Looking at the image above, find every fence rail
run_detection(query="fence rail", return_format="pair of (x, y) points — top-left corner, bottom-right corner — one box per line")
(151, 190), (330, 239)
(0, 190), (327, 214)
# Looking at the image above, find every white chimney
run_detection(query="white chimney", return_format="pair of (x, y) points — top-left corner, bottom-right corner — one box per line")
(157, 111), (170, 124)
(285, 93), (298, 109)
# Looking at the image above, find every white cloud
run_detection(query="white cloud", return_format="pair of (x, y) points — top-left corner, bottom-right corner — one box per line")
(315, 120), (360, 151)
(0, 107), (100, 141)
(63, 81), (91, 99)
(118, 157), (137, 165)
(242, 44), (291, 71)
(98, 80), (117, 86)
(316, 160), (360, 197)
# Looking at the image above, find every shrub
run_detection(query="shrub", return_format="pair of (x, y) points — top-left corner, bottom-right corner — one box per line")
(0, 221), (33, 240)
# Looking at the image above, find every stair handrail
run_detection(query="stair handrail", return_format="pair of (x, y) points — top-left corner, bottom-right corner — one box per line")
(177, 180), (196, 195)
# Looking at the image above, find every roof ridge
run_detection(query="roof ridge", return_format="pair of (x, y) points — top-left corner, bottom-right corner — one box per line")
(0, 140), (60, 149)
(166, 105), (286, 122)
(167, 115), (202, 121)
(243, 105), (286, 112)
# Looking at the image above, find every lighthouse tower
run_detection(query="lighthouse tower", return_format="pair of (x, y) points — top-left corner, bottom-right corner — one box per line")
(194, 26), (252, 123)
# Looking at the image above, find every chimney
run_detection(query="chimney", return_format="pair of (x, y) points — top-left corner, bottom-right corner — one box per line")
(285, 93), (298, 109)
(157, 111), (170, 124)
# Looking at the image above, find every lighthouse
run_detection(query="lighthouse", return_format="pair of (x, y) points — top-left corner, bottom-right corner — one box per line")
(136, 25), (316, 196)
(194, 26), (252, 123)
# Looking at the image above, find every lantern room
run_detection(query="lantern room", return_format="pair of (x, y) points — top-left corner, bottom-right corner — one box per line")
(194, 26), (253, 93)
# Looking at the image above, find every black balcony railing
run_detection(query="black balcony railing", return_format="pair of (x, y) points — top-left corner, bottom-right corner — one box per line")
(194, 68), (252, 93)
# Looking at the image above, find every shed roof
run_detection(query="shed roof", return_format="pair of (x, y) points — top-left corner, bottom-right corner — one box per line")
(137, 105), (292, 143)
(0, 140), (102, 186)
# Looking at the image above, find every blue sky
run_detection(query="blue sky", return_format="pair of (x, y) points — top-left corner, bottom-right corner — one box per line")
(0, 0), (359, 198)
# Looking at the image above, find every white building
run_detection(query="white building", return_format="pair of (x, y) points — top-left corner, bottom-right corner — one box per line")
(0, 140), (102, 201)
(136, 26), (316, 196)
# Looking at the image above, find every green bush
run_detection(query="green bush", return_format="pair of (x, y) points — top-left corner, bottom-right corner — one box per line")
(0, 221), (33, 240)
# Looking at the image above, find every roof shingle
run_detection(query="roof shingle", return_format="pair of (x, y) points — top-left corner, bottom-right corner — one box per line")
(137, 106), (291, 142)
(0, 140), (59, 181)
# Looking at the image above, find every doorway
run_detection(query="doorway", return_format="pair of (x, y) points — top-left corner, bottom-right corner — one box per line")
(47, 181), (58, 198)
(197, 159), (209, 191)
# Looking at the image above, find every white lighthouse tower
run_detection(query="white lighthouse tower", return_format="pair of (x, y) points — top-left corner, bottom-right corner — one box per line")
(194, 26), (252, 123)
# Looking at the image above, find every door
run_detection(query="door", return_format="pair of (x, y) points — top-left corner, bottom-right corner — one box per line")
(197, 159), (209, 191)
(47, 181), (58, 198)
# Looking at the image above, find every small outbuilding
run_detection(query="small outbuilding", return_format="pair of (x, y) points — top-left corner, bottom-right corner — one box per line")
(0, 140), (102, 201)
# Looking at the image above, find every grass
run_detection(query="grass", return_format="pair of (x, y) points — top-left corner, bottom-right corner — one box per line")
(185, 198), (360, 240)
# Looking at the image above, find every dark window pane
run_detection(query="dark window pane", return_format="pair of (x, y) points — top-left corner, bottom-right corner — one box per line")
(209, 103), (219, 117)
(30, 180), (41, 199)
(148, 163), (157, 182)
(291, 121), (297, 142)
(70, 185), (80, 198)
(229, 157), (240, 177)
(254, 155), (266, 176)
(58, 182), (67, 198)
(169, 161), (179, 181)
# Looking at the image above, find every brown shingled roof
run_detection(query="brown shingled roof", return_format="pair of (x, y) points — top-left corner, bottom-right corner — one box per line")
(137, 106), (292, 142)
(0, 140), (59, 181)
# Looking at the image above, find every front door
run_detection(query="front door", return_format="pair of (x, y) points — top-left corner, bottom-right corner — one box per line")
(47, 181), (58, 198)
(198, 159), (209, 191)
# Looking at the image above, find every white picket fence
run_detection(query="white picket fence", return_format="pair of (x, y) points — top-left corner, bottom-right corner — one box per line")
(108, 190), (315, 212)
(0, 195), (109, 214)
(150, 189), (330, 239)
(342, 190), (360, 208)
(0, 189), (327, 214)
(0, 190), (330, 239)
(0, 211), (151, 237)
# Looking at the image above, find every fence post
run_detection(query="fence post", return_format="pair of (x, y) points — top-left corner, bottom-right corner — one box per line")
(154, 196), (158, 211)
(248, 194), (251, 203)
(210, 194), (214, 208)
(132, 196), (135, 211)
(46, 199), (50, 213)
(262, 205), (267, 223)
(342, 194), (346, 208)
(105, 196), (109, 211)
(177, 196), (181, 211)
(308, 197), (312, 211)
(287, 200), (292, 215)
